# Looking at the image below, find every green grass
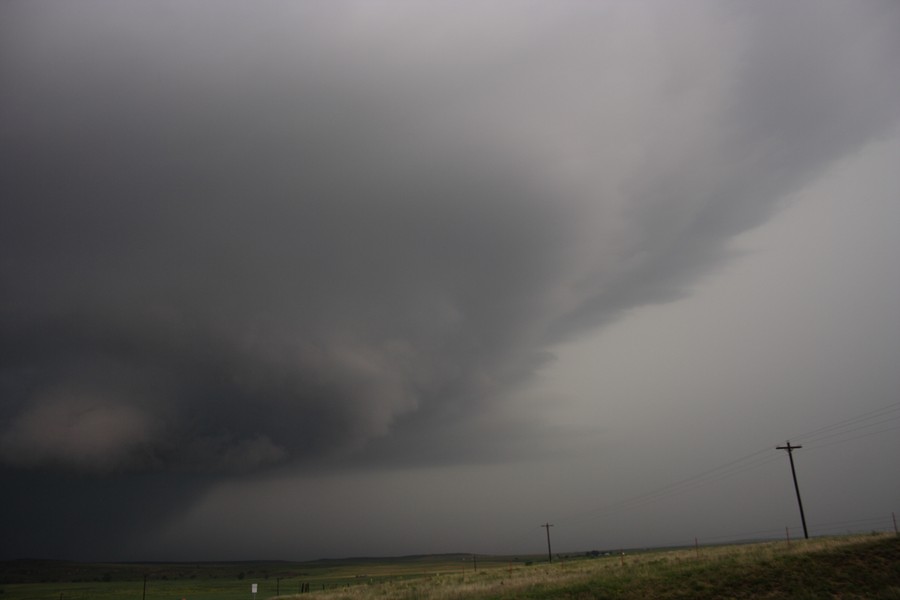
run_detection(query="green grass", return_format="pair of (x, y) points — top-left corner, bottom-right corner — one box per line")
(2, 535), (898, 600)
(0, 555), (503, 600)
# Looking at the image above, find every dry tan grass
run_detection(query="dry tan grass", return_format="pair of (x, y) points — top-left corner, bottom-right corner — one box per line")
(273, 534), (896, 600)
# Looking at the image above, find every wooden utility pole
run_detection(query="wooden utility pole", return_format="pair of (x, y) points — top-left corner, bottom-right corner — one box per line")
(777, 441), (809, 539)
(540, 523), (554, 563)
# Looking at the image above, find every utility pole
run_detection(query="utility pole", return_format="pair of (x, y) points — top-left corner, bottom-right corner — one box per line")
(777, 441), (808, 539)
(540, 523), (554, 563)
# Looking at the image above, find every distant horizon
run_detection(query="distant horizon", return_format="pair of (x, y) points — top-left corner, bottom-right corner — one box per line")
(7, 529), (895, 565)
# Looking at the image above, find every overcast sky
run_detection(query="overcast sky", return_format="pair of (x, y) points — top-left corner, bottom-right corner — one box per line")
(2, 0), (899, 561)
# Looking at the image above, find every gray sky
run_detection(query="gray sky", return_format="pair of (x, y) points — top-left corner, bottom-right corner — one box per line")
(1, 0), (899, 560)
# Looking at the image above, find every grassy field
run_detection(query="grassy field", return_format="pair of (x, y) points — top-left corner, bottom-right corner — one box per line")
(2, 534), (898, 600)
(286, 534), (900, 600)
(0, 554), (511, 600)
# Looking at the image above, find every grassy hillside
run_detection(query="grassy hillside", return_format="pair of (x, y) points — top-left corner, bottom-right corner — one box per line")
(282, 534), (900, 600)
(517, 535), (900, 600)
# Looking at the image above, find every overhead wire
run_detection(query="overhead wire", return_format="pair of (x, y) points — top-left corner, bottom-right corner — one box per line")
(802, 414), (900, 444)
(792, 401), (900, 445)
(551, 446), (778, 528)
(803, 422), (900, 452)
(546, 399), (900, 538)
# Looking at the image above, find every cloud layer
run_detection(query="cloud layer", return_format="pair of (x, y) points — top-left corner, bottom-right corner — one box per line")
(2, 0), (899, 481)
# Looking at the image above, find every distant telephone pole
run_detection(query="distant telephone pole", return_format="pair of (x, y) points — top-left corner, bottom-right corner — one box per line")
(777, 441), (808, 539)
(540, 523), (554, 563)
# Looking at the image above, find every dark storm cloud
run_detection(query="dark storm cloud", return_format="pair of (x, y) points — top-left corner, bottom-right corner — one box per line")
(3, 0), (899, 474)
(1, 0), (574, 475)
(1, 0), (898, 546)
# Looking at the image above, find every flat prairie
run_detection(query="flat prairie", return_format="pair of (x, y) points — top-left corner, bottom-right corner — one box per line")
(2, 534), (898, 600)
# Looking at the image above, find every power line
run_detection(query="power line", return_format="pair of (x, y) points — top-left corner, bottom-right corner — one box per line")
(804, 422), (900, 451)
(793, 401), (900, 443)
(599, 454), (781, 515)
(800, 415), (900, 447)
(553, 447), (776, 527)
